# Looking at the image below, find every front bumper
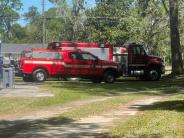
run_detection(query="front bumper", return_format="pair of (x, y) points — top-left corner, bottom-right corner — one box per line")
(161, 65), (165, 74)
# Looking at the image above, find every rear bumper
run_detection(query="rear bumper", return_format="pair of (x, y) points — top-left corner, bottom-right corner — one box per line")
(17, 68), (24, 76)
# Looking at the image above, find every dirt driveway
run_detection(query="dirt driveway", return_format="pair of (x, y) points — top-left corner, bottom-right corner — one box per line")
(0, 82), (54, 97)
(0, 90), (163, 138)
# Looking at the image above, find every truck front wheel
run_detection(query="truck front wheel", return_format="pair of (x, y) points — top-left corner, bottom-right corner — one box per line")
(33, 69), (47, 82)
(104, 71), (116, 83)
(146, 68), (161, 81)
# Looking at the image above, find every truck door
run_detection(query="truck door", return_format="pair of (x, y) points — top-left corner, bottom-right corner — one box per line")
(128, 45), (147, 67)
(50, 52), (64, 75)
(67, 52), (88, 76)
(80, 52), (101, 76)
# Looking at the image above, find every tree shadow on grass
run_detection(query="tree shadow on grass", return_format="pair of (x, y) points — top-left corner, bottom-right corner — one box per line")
(0, 116), (113, 138)
(136, 100), (184, 112)
(46, 78), (184, 97)
(97, 133), (162, 138)
(0, 116), (74, 138)
(0, 116), (105, 138)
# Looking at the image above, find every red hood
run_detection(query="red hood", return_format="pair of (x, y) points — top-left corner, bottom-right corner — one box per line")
(149, 55), (163, 61)
(147, 55), (164, 64)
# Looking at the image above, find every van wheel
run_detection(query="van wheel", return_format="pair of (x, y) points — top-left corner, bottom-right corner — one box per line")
(33, 69), (47, 82)
(104, 71), (116, 83)
(91, 77), (102, 83)
(146, 67), (161, 81)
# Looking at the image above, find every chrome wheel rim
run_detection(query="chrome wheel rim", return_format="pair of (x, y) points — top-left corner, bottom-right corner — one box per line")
(106, 74), (114, 83)
(149, 70), (158, 80)
(36, 72), (45, 81)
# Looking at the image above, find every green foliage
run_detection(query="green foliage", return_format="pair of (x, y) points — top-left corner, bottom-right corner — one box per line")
(1, 0), (183, 66)
(0, 0), (22, 40)
(55, 0), (87, 41)
(84, 0), (134, 44)
(9, 24), (27, 43)
(108, 94), (184, 138)
(45, 8), (65, 42)
(24, 6), (40, 24)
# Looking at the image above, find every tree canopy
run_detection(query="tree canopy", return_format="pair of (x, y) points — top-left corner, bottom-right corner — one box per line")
(0, 0), (183, 74)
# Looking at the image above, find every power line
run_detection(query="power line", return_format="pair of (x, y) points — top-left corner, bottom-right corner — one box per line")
(0, 16), (169, 21)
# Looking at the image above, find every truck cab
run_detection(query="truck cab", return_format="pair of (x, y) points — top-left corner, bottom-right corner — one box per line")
(113, 43), (165, 81)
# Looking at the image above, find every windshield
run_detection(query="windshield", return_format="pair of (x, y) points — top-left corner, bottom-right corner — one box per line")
(142, 46), (149, 55)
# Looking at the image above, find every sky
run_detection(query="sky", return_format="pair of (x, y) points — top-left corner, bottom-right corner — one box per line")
(20, 0), (53, 13)
(18, 0), (54, 26)
(18, 0), (96, 26)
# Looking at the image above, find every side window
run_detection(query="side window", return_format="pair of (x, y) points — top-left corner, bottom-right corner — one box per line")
(132, 46), (145, 56)
(69, 52), (81, 60)
(136, 47), (141, 55)
(33, 52), (46, 58)
(47, 52), (61, 59)
(24, 51), (32, 58)
(140, 46), (146, 55)
(32, 52), (61, 59)
(81, 53), (96, 60)
(132, 47), (137, 55)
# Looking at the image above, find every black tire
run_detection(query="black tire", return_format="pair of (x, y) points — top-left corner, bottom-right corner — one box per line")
(104, 71), (116, 83)
(23, 75), (33, 82)
(146, 67), (161, 81)
(33, 69), (47, 82)
(91, 77), (102, 83)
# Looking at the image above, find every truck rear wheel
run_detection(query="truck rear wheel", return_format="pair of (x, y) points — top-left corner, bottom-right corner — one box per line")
(146, 67), (161, 81)
(33, 69), (47, 82)
(104, 71), (116, 83)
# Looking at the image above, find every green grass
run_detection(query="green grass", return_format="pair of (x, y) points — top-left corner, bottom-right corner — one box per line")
(35, 94), (146, 127)
(107, 94), (184, 138)
(61, 94), (145, 119)
(0, 77), (184, 137)
(0, 77), (183, 116)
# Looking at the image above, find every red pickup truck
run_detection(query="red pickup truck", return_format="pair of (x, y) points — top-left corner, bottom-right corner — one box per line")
(19, 48), (121, 83)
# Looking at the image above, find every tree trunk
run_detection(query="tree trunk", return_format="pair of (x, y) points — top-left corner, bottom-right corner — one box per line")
(169, 0), (183, 75)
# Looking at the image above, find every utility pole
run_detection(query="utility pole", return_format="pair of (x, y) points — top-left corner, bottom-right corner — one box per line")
(0, 40), (2, 81)
(42, 0), (46, 47)
(0, 40), (1, 56)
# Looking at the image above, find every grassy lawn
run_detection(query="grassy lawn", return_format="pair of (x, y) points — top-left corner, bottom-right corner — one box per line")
(61, 94), (145, 119)
(0, 77), (183, 138)
(0, 77), (183, 117)
(107, 94), (184, 138)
